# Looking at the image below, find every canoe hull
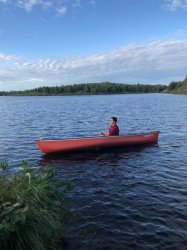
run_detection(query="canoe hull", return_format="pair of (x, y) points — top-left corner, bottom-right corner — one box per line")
(36, 131), (159, 155)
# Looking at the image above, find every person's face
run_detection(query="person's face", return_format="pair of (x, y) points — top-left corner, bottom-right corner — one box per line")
(110, 118), (115, 126)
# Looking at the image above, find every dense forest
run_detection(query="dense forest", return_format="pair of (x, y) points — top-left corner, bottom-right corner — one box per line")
(1, 77), (187, 96)
(0, 82), (166, 96)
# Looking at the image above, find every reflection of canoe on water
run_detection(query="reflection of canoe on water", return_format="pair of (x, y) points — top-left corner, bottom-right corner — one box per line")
(36, 131), (159, 155)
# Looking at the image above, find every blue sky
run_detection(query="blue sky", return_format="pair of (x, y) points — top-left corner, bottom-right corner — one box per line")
(0, 0), (187, 90)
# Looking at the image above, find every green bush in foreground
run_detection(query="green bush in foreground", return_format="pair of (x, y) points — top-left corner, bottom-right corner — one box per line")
(0, 161), (71, 250)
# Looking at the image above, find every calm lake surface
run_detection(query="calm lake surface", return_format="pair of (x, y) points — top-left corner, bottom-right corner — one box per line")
(0, 94), (187, 249)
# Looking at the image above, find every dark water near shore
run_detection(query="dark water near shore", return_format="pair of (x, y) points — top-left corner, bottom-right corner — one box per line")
(0, 94), (187, 249)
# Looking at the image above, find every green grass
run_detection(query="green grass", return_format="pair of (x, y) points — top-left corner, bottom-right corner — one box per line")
(166, 76), (187, 94)
(173, 81), (187, 94)
(0, 161), (71, 250)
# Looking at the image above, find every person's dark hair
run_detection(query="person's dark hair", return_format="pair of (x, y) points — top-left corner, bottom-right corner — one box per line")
(111, 117), (117, 123)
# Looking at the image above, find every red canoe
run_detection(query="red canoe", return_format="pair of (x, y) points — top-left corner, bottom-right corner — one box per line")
(36, 131), (159, 155)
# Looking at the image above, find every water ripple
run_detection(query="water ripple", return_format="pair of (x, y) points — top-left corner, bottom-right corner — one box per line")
(0, 94), (187, 249)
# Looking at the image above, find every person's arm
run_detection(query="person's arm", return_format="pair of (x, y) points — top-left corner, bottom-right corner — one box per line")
(100, 131), (109, 136)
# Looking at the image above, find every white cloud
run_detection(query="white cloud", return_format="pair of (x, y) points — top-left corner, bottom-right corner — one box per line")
(15, 0), (53, 12)
(56, 5), (67, 15)
(90, 0), (96, 5)
(16, 0), (42, 11)
(165, 0), (187, 10)
(72, 0), (81, 8)
(0, 0), (85, 14)
(1, 36), (187, 90)
(43, 1), (52, 8)
(0, 53), (20, 62)
(0, 0), (63, 14)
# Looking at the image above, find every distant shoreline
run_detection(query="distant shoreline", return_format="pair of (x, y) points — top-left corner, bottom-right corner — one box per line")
(0, 79), (186, 96)
(0, 92), (167, 97)
(0, 82), (167, 96)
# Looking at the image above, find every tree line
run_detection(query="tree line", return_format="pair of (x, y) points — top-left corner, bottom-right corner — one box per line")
(166, 76), (187, 93)
(0, 82), (167, 96)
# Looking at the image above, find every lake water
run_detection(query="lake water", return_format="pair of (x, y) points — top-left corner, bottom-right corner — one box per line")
(0, 94), (187, 249)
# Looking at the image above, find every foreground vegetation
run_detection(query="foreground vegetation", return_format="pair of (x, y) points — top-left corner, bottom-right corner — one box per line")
(0, 161), (71, 250)
(0, 82), (166, 96)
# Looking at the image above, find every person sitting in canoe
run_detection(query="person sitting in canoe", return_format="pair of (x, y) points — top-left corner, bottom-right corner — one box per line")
(100, 117), (119, 136)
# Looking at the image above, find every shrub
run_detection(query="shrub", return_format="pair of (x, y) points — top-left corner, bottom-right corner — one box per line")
(0, 161), (71, 250)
